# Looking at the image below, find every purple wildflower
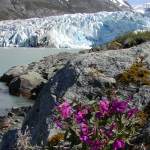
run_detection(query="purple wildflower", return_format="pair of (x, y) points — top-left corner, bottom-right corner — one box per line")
(80, 123), (89, 135)
(80, 135), (89, 143)
(90, 140), (103, 150)
(58, 101), (72, 119)
(75, 108), (88, 123)
(111, 99), (128, 113)
(127, 108), (139, 118)
(113, 139), (125, 150)
(99, 99), (110, 116)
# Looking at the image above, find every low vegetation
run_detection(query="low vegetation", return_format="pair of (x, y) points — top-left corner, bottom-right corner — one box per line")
(52, 95), (140, 150)
(116, 57), (150, 86)
(106, 31), (150, 50)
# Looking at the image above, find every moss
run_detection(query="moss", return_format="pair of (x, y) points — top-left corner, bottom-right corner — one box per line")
(116, 58), (150, 86)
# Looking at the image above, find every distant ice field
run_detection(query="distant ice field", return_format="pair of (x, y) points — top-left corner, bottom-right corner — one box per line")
(0, 11), (150, 48)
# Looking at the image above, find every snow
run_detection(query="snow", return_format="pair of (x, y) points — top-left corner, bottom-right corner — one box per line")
(133, 4), (145, 14)
(110, 0), (128, 7)
(0, 11), (150, 48)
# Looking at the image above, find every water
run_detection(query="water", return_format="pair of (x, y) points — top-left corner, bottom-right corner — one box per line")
(0, 47), (80, 112)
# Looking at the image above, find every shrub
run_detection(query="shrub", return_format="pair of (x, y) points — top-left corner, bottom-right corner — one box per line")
(106, 31), (150, 50)
(52, 96), (139, 150)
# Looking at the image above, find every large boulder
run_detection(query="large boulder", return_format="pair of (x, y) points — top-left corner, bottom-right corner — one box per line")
(9, 72), (46, 99)
(0, 52), (77, 99)
(0, 65), (28, 84)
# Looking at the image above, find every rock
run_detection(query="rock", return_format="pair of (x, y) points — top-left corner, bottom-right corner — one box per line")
(9, 72), (46, 99)
(1, 52), (77, 99)
(21, 42), (142, 145)
(11, 106), (32, 116)
(2, 42), (150, 148)
(19, 72), (46, 98)
(0, 106), (32, 149)
(0, 129), (18, 150)
(142, 122), (150, 145)
(133, 86), (150, 109)
(0, 65), (28, 84)
(0, 117), (10, 129)
(132, 120), (150, 149)
(7, 112), (14, 118)
(9, 77), (21, 96)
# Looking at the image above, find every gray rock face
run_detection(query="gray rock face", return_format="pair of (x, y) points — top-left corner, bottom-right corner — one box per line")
(21, 42), (150, 146)
(0, 0), (132, 20)
(0, 106), (32, 150)
(2, 42), (150, 148)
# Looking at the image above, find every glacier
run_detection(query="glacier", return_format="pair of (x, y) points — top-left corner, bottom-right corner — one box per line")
(0, 11), (150, 48)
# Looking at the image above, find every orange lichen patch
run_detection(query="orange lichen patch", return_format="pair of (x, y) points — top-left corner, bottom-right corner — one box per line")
(116, 59), (150, 86)
(48, 133), (64, 146)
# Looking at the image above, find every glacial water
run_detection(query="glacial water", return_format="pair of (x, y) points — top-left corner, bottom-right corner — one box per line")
(0, 47), (80, 114)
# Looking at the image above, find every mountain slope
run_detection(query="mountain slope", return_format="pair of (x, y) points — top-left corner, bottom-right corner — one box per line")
(0, 0), (132, 20)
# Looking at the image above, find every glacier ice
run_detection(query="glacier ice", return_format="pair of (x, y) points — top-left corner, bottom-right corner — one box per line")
(0, 11), (150, 48)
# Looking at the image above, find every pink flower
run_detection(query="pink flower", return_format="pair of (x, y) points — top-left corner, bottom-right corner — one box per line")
(111, 99), (128, 113)
(110, 122), (117, 130)
(75, 108), (88, 123)
(58, 101), (72, 119)
(127, 108), (138, 118)
(99, 99), (110, 115)
(104, 123), (117, 138)
(54, 118), (63, 128)
(80, 135), (89, 143)
(96, 99), (110, 118)
(113, 139), (125, 150)
(80, 123), (90, 144)
(90, 140), (103, 150)
(80, 123), (89, 135)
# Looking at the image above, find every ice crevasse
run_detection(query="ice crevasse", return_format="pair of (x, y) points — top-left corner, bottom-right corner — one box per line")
(0, 11), (150, 48)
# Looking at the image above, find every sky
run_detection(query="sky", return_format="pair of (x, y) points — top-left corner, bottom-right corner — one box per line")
(128, 0), (148, 5)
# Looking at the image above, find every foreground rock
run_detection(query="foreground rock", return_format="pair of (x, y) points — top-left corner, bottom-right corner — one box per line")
(0, 106), (31, 147)
(0, 52), (77, 99)
(1, 42), (150, 149)
(9, 72), (46, 98)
